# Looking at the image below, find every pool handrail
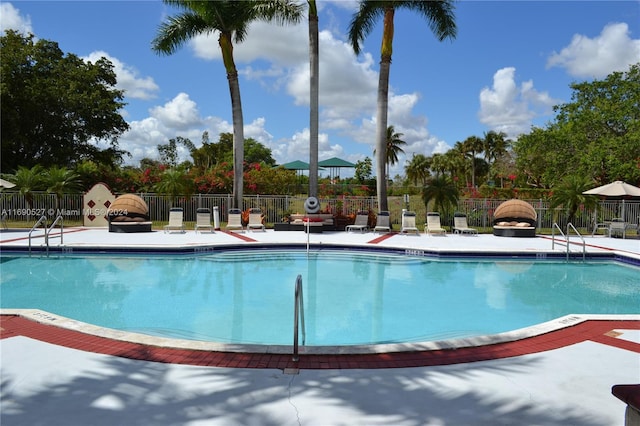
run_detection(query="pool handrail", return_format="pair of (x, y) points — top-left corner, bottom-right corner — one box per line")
(45, 214), (64, 256)
(292, 274), (306, 361)
(552, 222), (585, 261)
(28, 215), (48, 255)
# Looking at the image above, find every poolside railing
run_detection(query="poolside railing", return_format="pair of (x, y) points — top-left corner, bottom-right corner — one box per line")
(2, 192), (638, 234)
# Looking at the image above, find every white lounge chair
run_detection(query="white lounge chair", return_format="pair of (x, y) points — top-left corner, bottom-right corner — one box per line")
(452, 213), (477, 235)
(195, 208), (214, 233)
(425, 212), (446, 236)
(226, 208), (244, 232)
(164, 207), (185, 233)
(247, 208), (265, 232)
(400, 211), (420, 235)
(373, 211), (391, 233)
(346, 211), (370, 233)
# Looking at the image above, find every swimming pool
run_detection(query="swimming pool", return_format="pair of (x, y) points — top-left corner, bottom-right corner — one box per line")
(1, 250), (638, 346)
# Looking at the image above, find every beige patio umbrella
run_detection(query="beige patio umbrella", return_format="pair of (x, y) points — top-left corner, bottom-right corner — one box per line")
(583, 181), (640, 222)
(582, 180), (640, 197)
(0, 178), (16, 190)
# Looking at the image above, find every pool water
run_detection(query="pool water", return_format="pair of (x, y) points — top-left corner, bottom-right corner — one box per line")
(1, 251), (638, 345)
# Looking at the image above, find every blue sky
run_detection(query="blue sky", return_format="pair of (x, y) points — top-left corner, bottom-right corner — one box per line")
(2, 1), (639, 178)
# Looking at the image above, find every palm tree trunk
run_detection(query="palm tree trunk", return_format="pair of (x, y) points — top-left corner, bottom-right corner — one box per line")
(375, 8), (394, 212)
(308, 1), (319, 198)
(228, 72), (245, 210)
(220, 32), (244, 209)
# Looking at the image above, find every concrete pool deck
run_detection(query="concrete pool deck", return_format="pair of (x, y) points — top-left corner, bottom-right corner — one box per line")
(1, 227), (639, 425)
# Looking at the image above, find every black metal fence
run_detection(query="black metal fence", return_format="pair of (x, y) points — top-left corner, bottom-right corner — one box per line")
(2, 191), (638, 232)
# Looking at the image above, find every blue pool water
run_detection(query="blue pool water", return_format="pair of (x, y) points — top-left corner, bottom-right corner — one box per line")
(1, 251), (638, 346)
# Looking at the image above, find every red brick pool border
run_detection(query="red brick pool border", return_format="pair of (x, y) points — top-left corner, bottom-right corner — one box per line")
(1, 315), (638, 370)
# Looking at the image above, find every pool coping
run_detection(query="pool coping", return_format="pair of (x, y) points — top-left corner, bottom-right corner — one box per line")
(2, 312), (639, 370)
(2, 309), (639, 356)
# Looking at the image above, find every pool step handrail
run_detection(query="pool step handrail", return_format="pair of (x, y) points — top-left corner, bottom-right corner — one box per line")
(28, 215), (48, 255)
(45, 214), (64, 256)
(552, 222), (585, 261)
(292, 274), (306, 362)
(566, 222), (586, 261)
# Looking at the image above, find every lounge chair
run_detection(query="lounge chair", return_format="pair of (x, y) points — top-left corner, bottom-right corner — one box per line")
(346, 211), (370, 233)
(400, 211), (420, 235)
(164, 207), (185, 233)
(247, 207), (265, 232)
(425, 212), (446, 236)
(373, 211), (391, 233)
(226, 208), (244, 232)
(609, 218), (626, 239)
(195, 208), (214, 233)
(452, 213), (477, 235)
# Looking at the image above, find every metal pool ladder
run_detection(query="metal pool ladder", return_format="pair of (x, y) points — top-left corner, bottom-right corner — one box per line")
(552, 222), (586, 261)
(292, 274), (306, 361)
(28, 215), (48, 255)
(45, 214), (64, 256)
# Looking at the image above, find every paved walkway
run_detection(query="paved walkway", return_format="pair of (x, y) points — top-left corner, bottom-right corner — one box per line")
(1, 227), (639, 425)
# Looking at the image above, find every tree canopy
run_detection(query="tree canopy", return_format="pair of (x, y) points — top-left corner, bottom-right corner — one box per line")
(0, 31), (130, 172)
(514, 62), (640, 187)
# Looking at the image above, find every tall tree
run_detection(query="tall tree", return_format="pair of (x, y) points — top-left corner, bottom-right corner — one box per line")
(1, 31), (129, 171)
(308, 0), (319, 197)
(348, 1), (457, 211)
(152, 0), (303, 209)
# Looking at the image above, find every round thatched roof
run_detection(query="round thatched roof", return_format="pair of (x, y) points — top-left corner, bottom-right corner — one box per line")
(494, 199), (536, 221)
(109, 194), (149, 216)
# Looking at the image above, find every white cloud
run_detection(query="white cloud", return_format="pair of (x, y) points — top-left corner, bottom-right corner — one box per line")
(0, 3), (33, 35)
(150, 93), (202, 130)
(83, 51), (159, 100)
(547, 22), (640, 79)
(191, 20), (307, 66)
(118, 96), (287, 166)
(478, 67), (558, 138)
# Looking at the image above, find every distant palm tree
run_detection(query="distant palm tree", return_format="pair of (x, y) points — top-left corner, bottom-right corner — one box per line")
(549, 174), (598, 225)
(405, 153), (431, 186)
(348, 0), (457, 211)
(152, 0), (303, 209)
(482, 130), (509, 165)
(45, 166), (82, 212)
(154, 168), (194, 207)
(462, 135), (484, 187)
(422, 175), (459, 219)
(374, 125), (406, 180)
(9, 165), (45, 220)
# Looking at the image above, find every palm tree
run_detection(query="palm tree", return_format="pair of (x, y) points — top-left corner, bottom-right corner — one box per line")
(374, 125), (407, 180)
(348, 0), (457, 211)
(422, 175), (459, 219)
(549, 174), (598, 226)
(9, 165), (45, 220)
(154, 168), (194, 207)
(152, 0), (303, 209)
(308, 0), (319, 198)
(482, 130), (509, 165)
(462, 135), (483, 188)
(405, 153), (431, 186)
(45, 166), (82, 212)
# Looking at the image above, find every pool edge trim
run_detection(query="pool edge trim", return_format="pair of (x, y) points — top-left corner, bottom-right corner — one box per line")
(2, 309), (639, 355)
